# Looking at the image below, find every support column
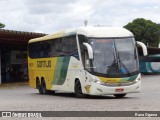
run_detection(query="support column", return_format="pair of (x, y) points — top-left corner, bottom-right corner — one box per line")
(0, 50), (1, 84)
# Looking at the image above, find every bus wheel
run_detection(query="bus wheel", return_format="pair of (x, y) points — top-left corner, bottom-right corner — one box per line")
(114, 94), (126, 98)
(74, 80), (86, 98)
(41, 80), (48, 95)
(36, 79), (42, 94)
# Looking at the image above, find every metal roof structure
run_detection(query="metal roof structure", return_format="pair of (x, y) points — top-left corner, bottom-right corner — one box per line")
(0, 29), (46, 50)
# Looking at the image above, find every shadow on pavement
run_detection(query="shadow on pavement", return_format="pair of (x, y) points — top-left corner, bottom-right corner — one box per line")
(31, 91), (131, 100)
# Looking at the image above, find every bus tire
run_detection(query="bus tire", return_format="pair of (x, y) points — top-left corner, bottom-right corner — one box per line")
(114, 94), (126, 98)
(74, 80), (86, 98)
(36, 79), (42, 94)
(41, 80), (48, 95)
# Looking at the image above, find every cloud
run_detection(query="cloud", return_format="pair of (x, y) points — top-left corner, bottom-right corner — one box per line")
(0, 0), (160, 34)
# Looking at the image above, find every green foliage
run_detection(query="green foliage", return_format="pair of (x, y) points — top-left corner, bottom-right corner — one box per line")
(124, 18), (160, 47)
(0, 22), (5, 28)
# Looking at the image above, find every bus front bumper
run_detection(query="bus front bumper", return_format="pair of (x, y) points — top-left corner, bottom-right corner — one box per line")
(88, 80), (141, 96)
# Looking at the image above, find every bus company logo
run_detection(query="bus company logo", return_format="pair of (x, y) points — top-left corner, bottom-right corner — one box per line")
(37, 60), (51, 68)
(2, 112), (11, 117)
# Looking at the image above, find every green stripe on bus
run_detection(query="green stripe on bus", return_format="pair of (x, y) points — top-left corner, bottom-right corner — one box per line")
(128, 75), (138, 81)
(120, 74), (138, 82)
(52, 57), (70, 85)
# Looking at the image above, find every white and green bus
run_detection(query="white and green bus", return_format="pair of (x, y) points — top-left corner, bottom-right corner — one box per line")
(28, 27), (141, 98)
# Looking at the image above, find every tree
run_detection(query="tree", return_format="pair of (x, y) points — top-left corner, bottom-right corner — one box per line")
(0, 22), (5, 28)
(124, 18), (160, 47)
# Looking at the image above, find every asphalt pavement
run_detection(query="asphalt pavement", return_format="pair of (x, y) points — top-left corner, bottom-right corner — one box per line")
(0, 75), (160, 120)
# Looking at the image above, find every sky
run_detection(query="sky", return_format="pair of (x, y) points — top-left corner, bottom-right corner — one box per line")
(0, 0), (160, 34)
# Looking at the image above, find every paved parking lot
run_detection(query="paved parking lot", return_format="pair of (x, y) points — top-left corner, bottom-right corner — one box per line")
(0, 75), (160, 119)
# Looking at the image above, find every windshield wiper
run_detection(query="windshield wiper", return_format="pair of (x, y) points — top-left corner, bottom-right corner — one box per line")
(117, 52), (131, 76)
(106, 53), (119, 75)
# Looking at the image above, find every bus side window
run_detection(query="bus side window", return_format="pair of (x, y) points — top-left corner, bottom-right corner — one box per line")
(50, 39), (60, 57)
(45, 41), (51, 57)
(39, 41), (51, 58)
(33, 42), (40, 58)
(59, 36), (79, 59)
(67, 36), (79, 59)
(60, 38), (68, 56)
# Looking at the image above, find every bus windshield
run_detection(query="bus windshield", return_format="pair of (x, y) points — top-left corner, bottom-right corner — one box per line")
(88, 37), (139, 76)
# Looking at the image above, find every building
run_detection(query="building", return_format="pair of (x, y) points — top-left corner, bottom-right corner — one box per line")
(0, 29), (46, 84)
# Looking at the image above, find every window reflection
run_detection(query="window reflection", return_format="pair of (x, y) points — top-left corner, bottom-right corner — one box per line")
(88, 38), (139, 75)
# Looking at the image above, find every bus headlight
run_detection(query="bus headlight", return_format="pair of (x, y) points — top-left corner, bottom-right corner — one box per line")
(135, 77), (141, 83)
(92, 79), (100, 83)
(92, 79), (105, 85)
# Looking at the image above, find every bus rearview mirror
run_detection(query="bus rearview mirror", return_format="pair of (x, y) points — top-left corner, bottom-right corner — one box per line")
(83, 43), (93, 59)
(136, 41), (148, 56)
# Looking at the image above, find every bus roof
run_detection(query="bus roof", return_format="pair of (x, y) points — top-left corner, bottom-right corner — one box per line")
(29, 26), (133, 43)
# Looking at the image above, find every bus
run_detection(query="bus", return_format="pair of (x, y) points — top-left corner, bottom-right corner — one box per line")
(138, 44), (160, 74)
(28, 27), (142, 98)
